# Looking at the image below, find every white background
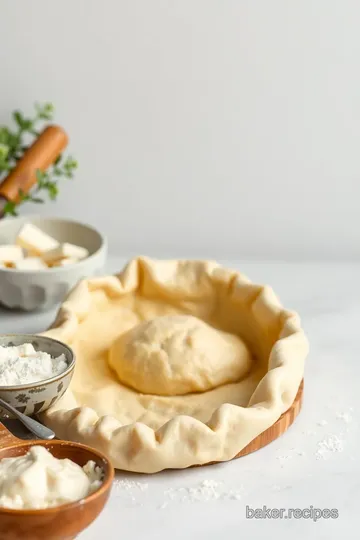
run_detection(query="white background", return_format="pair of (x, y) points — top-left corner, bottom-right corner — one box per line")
(1, 0), (359, 260)
(1, 6), (359, 538)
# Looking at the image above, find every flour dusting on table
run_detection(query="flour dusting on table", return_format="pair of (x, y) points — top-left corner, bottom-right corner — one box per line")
(164, 480), (245, 504)
(336, 411), (353, 424)
(315, 434), (344, 459)
(112, 479), (148, 502)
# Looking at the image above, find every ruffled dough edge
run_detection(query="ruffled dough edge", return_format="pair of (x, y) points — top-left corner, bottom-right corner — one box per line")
(41, 257), (309, 473)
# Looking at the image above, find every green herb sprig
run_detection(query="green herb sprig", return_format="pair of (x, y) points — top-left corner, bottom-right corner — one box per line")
(0, 103), (77, 216)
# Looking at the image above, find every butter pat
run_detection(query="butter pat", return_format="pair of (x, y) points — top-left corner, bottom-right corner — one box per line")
(17, 343), (37, 356)
(14, 257), (48, 271)
(43, 243), (88, 264)
(16, 224), (59, 255)
(0, 245), (24, 263)
(51, 257), (79, 267)
(0, 261), (14, 269)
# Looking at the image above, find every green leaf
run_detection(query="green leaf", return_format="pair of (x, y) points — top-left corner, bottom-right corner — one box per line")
(12, 111), (33, 132)
(35, 102), (55, 121)
(0, 162), (11, 172)
(0, 127), (11, 145)
(47, 183), (59, 200)
(21, 119), (33, 131)
(39, 179), (59, 200)
(0, 144), (9, 160)
(63, 156), (78, 170)
(12, 111), (25, 128)
(17, 189), (30, 202)
(1, 104), (77, 216)
(3, 201), (18, 217)
(30, 197), (44, 204)
(35, 169), (45, 183)
(5, 131), (21, 152)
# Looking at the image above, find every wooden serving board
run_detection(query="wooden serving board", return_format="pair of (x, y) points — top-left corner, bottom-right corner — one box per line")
(1, 380), (304, 473)
(199, 379), (304, 467)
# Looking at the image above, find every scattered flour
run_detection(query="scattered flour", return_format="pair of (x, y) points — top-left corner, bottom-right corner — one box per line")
(164, 480), (244, 504)
(276, 454), (292, 461)
(271, 484), (292, 491)
(113, 478), (244, 507)
(275, 447), (306, 460)
(303, 430), (317, 436)
(112, 478), (149, 503)
(315, 434), (344, 460)
(336, 411), (352, 424)
(317, 420), (328, 426)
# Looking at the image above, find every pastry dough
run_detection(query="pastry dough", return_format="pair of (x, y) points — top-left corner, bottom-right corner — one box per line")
(41, 257), (309, 473)
(108, 314), (252, 396)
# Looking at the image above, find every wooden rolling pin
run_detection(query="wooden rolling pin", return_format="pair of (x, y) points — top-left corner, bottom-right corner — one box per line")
(0, 125), (68, 217)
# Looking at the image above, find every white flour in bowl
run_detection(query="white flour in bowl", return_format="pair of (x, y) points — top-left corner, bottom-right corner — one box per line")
(0, 343), (67, 386)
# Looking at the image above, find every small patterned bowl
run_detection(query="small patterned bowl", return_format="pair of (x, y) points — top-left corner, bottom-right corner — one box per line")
(0, 334), (75, 418)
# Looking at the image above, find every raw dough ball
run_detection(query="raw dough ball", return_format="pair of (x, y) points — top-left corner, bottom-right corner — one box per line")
(108, 315), (252, 396)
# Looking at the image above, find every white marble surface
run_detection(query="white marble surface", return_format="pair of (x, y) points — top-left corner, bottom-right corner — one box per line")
(0, 258), (358, 539)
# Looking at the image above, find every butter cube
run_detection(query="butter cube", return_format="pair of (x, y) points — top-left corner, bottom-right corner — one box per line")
(0, 245), (24, 263)
(16, 223), (59, 255)
(51, 257), (79, 267)
(0, 261), (14, 268)
(14, 257), (48, 271)
(17, 343), (37, 356)
(43, 243), (88, 264)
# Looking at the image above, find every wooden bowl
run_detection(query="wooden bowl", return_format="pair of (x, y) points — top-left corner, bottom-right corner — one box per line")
(0, 424), (114, 540)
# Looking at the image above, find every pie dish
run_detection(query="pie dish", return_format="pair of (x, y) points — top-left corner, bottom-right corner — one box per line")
(40, 257), (309, 473)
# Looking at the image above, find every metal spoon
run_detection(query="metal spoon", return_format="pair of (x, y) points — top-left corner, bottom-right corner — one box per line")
(0, 397), (55, 440)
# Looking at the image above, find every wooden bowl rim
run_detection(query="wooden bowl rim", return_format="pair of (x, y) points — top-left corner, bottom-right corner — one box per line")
(0, 439), (114, 516)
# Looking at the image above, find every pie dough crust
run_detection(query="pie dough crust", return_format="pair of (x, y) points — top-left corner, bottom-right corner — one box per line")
(108, 314), (252, 396)
(41, 257), (309, 473)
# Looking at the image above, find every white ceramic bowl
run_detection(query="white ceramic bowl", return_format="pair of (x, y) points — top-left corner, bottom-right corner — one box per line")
(0, 216), (107, 311)
(0, 334), (75, 418)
